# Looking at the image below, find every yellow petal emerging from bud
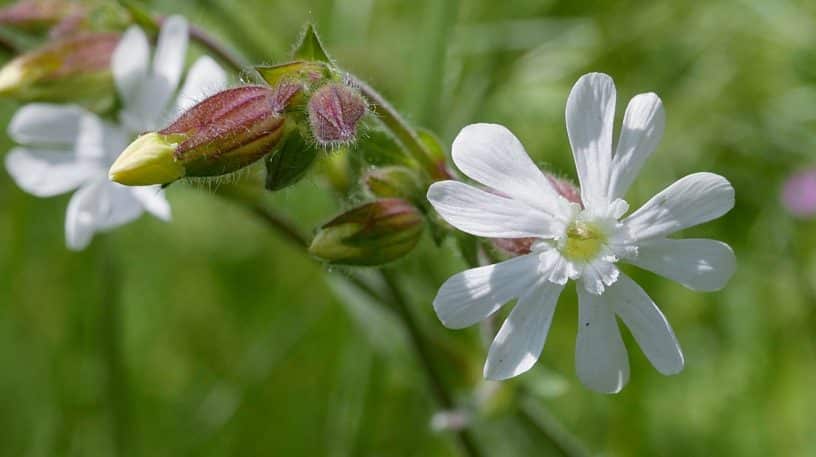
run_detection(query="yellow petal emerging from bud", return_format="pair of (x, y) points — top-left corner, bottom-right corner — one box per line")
(109, 132), (186, 186)
(0, 60), (25, 96)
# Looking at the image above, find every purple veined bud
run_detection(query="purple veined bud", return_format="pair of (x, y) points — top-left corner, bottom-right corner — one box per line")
(0, 0), (84, 31)
(309, 198), (425, 266)
(782, 168), (816, 218)
(0, 32), (118, 111)
(110, 85), (295, 186)
(493, 174), (581, 256)
(308, 82), (367, 146)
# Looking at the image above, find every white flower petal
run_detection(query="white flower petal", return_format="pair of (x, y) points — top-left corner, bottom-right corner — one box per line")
(175, 56), (228, 113)
(75, 113), (108, 161)
(627, 238), (736, 292)
(150, 15), (189, 117)
(484, 280), (565, 380)
(65, 180), (105, 250)
(428, 180), (559, 239)
(580, 260), (620, 295)
(608, 274), (684, 375)
(451, 123), (564, 216)
(94, 182), (144, 230)
(112, 26), (150, 108)
(5, 147), (98, 197)
(607, 93), (665, 200)
(74, 113), (129, 163)
(433, 254), (541, 329)
(624, 172), (734, 241)
(130, 185), (172, 221)
(8, 103), (85, 146)
(566, 73), (616, 210)
(575, 284), (629, 393)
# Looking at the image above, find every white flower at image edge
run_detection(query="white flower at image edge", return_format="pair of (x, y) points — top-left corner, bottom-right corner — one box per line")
(4, 16), (227, 250)
(427, 73), (736, 394)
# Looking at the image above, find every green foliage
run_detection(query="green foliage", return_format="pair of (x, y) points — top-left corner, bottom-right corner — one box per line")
(2, 0), (816, 456)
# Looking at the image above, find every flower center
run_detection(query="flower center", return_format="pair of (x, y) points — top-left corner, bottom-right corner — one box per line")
(560, 220), (606, 262)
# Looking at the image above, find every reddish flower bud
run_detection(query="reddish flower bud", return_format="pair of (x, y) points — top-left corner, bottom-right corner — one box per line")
(0, 0), (83, 31)
(0, 32), (118, 110)
(309, 199), (424, 266)
(308, 83), (367, 146)
(111, 86), (291, 185)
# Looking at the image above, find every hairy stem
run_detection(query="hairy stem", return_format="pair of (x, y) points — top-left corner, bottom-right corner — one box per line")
(187, 22), (248, 73)
(348, 75), (438, 174)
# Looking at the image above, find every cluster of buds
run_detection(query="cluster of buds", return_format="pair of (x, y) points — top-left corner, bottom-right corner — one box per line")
(0, 32), (119, 110)
(106, 24), (433, 266)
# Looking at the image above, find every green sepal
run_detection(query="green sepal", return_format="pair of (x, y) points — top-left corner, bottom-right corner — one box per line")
(358, 129), (418, 168)
(293, 23), (333, 63)
(265, 130), (318, 191)
(255, 60), (330, 87)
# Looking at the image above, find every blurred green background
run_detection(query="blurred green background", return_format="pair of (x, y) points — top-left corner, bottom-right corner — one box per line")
(1, 0), (815, 456)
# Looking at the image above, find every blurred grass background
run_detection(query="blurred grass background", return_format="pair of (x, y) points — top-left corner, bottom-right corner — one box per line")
(1, 0), (816, 456)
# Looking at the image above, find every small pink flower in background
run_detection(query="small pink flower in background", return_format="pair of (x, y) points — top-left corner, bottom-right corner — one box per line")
(781, 169), (816, 217)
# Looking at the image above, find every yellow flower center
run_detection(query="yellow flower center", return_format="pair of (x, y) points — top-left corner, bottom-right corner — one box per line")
(561, 220), (606, 262)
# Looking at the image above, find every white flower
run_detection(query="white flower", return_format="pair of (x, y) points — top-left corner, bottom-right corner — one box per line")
(4, 16), (227, 250)
(427, 73), (736, 393)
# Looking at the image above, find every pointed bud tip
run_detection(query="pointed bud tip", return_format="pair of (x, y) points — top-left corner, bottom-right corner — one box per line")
(308, 83), (367, 146)
(0, 60), (25, 95)
(109, 132), (186, 186)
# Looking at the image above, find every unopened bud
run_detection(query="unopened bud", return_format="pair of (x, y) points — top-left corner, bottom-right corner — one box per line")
(0, 0), (83, 31)
(309, 199), (424, 266)
(308, 83), (367, 146)
(110, 86), (289, 186)
(0, 32), (118, 110)
(364, 166), (423, 201)
(493, 174), (581, 256)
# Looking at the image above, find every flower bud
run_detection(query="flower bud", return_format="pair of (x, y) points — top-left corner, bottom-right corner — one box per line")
(309, 199), (424, 266)
(0, 32), (118, 110)
(308, 83), (367, 146)
(0, 0), (83, 31)
(110, 86), (289, 186)
(364, 166), (423, 201)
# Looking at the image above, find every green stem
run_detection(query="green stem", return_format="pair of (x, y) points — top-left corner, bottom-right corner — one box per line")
(187, 22), (248, 73)
(518, 395), (591, 457)
(380, 269), (484, 457)
(148, 14), (248, 74)
(349, 75), (438, 174)
(99, 239), (130, 457)
(225, 196), (483, 457)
